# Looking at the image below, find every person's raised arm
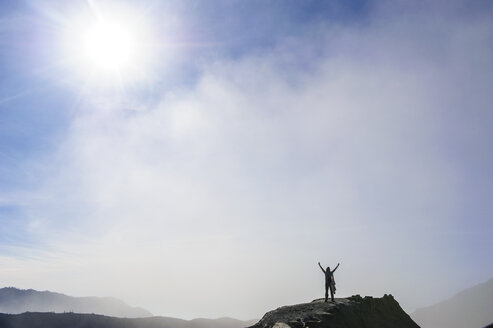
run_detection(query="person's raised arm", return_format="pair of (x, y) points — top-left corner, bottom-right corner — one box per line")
(318, 262), (326, 273)
(332, 263), (340, 273)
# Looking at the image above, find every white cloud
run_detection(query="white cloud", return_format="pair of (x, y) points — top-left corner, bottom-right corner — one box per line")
(2, 0), (493, 320)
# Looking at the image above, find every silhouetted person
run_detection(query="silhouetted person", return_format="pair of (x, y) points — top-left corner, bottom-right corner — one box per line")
(318, 261), (339, 302)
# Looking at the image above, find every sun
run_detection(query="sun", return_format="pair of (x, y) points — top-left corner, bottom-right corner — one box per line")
(82, 21), (137, 72)
(63, 5), (155, 84)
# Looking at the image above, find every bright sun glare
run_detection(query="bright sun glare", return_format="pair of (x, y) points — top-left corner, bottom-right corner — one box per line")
(82, 22), (136, 71)
(65, 4), (153, 83)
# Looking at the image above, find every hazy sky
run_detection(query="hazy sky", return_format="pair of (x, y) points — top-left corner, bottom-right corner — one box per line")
(1, 0), (493, 320)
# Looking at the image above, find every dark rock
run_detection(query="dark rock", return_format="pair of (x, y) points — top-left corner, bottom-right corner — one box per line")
(249, 295), (419, 328)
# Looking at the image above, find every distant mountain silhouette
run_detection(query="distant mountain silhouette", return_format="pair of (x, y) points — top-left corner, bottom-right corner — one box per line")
(411, 277), (493, 328)
(191, 317), (258, 328)
(0, 312), (258, 328)
(0, 287), (152, 318)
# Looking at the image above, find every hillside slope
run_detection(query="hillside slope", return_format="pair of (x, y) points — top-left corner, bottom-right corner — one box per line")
(0, 287), (152, 318)
(0, 312), (256, 328)
(249, 294), (419, 328)
(411, 278), (493, 328)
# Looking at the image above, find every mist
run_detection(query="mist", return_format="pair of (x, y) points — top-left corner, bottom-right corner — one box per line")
(1, 0), (493, 320)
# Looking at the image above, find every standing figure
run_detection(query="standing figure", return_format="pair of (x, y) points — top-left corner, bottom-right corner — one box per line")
(318, 261), (340, 302)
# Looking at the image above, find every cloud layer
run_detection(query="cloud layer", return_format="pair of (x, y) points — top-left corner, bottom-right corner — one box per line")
(1, 0), (493, 320)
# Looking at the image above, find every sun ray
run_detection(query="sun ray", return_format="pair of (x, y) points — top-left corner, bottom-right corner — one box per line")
(58, 0), (155, 86)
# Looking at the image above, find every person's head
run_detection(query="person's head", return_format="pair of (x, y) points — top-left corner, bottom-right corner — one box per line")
(326, 267), (330, 272)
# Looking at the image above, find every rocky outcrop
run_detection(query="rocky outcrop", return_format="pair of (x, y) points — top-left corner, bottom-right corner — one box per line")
(249, 295), (419, 328)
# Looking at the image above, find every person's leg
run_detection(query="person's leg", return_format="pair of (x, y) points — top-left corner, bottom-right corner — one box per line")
(330, 285), (335, 302)
(325, 283), (328, 302)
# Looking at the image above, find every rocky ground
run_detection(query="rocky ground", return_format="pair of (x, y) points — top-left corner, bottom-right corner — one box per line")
(249, 295), (420, 328)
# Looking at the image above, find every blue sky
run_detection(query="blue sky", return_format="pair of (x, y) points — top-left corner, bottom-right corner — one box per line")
(0, 0), (373, 251)
(1, 0), (493, 320)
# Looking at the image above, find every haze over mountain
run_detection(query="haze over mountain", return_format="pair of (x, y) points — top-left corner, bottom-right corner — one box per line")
(0, 287), (152, 318)
(411, 277), (493, 328)
(1, 0), (493, 320)
(0, 312), (257, 328)
(0, 295), (411, 328)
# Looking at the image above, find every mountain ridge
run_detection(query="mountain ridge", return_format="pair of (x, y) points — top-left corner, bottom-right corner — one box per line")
(0, 312), (258, 328)
(411, 277), (493, 328)
(0, 295), (416, 328)
(0, 287), (258, 328)
(0, 287), (152, 318)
